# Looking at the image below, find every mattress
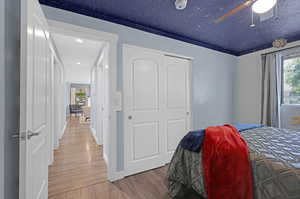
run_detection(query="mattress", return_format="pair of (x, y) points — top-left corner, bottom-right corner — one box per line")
(167, 127), (300, 199)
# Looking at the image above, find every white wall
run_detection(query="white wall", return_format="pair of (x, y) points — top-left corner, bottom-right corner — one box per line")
(42, 5), (238, 171)
(235, 40), (300, 125)
(52, 61), (66, 148)
(90, 44), (110, 165)
(65, 64), (91, 84)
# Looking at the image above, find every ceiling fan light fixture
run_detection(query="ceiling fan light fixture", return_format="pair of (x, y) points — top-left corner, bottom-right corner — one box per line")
(252, 0), (277, 14)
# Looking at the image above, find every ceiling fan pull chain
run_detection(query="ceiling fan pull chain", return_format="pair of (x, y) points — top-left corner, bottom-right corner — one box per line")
(275, 1), (279, 20)
(250, 10), (256, 28)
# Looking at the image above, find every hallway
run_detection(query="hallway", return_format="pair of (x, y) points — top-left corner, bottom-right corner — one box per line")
(48, 117), (108, 198)
(48, 118), (174, 199)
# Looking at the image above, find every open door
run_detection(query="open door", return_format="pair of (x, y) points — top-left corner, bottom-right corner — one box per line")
(20, 0), (50, 198)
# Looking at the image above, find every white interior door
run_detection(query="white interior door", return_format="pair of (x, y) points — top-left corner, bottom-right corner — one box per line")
(124, 45), (191, 176)
(20, 0), (50, 198)
(163, 55), (191, 161)
(124, 46), (166, 176)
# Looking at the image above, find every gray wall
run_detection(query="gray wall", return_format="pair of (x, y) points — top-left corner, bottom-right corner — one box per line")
(234, 52), (262, 123)
(0, 0), (5, 197)
(1, 0), (21, 198)
(42, 5), (238, 171)
(235, 40), (300, 124)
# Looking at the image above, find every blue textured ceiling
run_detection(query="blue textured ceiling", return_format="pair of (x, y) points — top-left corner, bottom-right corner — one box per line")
(39, 0), (300, 56)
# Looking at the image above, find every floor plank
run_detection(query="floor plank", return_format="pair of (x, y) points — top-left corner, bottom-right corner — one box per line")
(48, 117), (201, 199)
(48, 118), (107, 197)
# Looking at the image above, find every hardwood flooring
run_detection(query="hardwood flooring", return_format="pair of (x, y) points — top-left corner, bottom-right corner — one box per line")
(48, 117), (200, 199)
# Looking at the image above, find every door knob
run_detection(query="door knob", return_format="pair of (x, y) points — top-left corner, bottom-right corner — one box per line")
(27, 130), (41, 139)
(128, 115), (132, 120)
(186, 112), (190, 115)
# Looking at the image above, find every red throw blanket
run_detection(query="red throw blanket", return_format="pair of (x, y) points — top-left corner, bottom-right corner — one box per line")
(202, 124), (253, 199)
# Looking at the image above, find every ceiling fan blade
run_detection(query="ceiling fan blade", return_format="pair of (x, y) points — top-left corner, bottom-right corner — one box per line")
(214, 0), (254, 23)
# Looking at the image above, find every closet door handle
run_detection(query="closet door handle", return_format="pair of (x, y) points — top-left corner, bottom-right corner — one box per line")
(128, 115), (132, 120)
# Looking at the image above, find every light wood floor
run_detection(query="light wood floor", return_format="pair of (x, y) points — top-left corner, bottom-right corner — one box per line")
(48, 117), (200, 199)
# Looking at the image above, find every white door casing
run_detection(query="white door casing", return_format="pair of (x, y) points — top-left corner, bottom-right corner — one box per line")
(20, 0), (50, 198)
(96, 66), (104, 145)
(91, 65), (105, 145)
(53, 64), (61, 149)
(124, 45), (191, 176)
(54, 64), (65, 141)
(90, 67), (97, 138)
(46, 48), (53, 165)
(102, 64), (110, 165)
(90, 44), (111, 163)
(47, 20), (119, 181)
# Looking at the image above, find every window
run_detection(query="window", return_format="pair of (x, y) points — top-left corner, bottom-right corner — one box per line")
(282, 55), (300, 104)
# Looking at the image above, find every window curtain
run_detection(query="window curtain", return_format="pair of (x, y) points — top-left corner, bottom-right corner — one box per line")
(260, 53), (282, 127)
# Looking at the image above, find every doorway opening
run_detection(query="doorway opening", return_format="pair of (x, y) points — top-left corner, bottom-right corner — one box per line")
(46, 21), (118, 197)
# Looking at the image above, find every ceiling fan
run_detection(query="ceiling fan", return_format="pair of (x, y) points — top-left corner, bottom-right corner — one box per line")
(215, 0), (277, 23)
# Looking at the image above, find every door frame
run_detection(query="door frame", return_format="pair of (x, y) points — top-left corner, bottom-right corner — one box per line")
(39, 19), (120, 181)
(123, 44), (193, 177)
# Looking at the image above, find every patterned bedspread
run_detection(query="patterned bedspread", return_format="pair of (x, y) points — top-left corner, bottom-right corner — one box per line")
(167, 127), (300, 199)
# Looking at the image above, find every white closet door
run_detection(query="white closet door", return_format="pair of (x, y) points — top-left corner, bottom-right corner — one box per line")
(124, 45), (165, 176)
(124, 45), (191, 176)
(163, 56), (191, 162)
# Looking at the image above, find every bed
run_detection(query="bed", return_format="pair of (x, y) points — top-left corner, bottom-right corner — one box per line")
(167, 126), (300, 199)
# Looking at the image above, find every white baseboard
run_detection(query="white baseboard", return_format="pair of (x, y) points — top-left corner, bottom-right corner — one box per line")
(90, 127), (96, 136)
(54, 142), (59, 149)
(49, 149), (54, 166)
(108, 170), (125, 182)
(90, 127), (100, 145)
(103, 152), (109, 166)
(60, 122), (67, 139)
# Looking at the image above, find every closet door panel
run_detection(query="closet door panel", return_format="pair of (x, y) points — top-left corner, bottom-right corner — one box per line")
(164, 56), (191, 161)
(124, 45), (165, 176)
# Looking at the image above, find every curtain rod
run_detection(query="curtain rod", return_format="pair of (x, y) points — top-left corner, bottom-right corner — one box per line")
(261, 44), (300, 56)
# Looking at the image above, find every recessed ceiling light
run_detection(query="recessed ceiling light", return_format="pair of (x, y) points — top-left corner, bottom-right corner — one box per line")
(75, 38), (83, 43)
(76, 62), (81, 65)
(252, 0), (277, 14)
